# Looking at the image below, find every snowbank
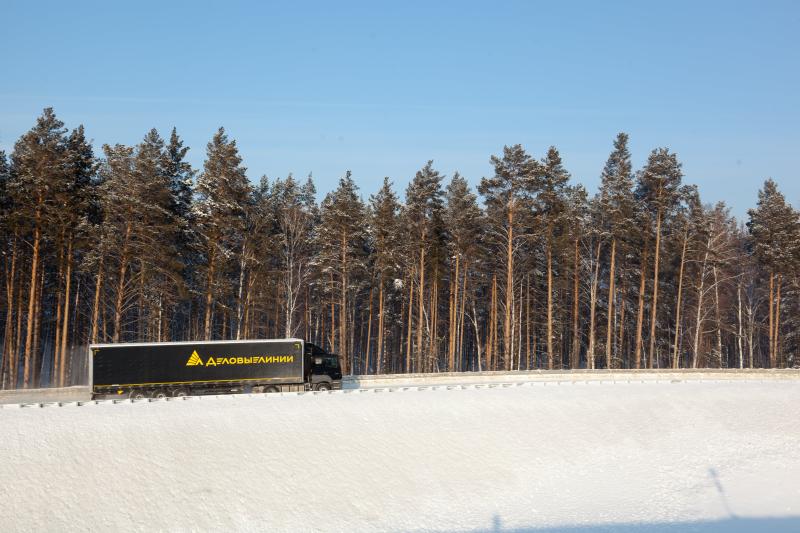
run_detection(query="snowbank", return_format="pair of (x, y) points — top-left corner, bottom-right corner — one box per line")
(1, 380), (799, 531)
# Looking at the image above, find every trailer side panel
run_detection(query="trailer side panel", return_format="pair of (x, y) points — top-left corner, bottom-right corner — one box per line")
(92, 340), (303, 387)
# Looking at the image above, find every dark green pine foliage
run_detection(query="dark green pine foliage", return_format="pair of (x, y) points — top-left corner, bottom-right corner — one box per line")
(9, 108), (69, 387)
(563, 183), (588, 370)
(535, 146), (571, 370)
(162, 128), (195, 224)
(597, 133), (636, 368)
(636, 147), (683, 368)
(315, 171), (368, 374)
(404, 161), (445, 373)
(134, 129), (183, 341)
(160, 128), (196, 338)
(0, 150), (10, 223)
(193, 128), (252, 339)
(444, 172), (484, 372)
(368, 177), (402, 374)
(599, 133), (636, 241)
(747, 179), (799, 277)
(51, 125), (97, 384)
(480, 145), (537, 370)
(746, 179), (800, 367)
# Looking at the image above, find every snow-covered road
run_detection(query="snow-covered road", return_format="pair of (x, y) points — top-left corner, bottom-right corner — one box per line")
(1, 379), (799, 531)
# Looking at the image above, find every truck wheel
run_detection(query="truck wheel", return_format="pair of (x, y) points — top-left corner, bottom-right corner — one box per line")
(315, 382), (331, 391)
(152, 390), (168, 399)
(172, 389), (188, 398)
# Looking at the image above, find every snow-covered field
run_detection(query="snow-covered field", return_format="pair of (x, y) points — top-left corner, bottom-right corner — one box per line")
(1, 378), (799, 532)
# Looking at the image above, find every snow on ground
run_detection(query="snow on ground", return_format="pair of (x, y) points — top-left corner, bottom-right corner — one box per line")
(1, 379), (799, 532)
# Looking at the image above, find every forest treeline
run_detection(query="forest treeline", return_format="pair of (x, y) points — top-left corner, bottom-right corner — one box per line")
(1, 108), (798, 388)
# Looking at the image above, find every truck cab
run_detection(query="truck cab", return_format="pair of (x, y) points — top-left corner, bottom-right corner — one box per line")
(304, 342), (342, 390)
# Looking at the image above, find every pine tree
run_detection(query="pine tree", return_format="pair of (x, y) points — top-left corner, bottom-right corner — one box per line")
(9, 108), (68, 387)
(534, 146), (571, 369)
(368, 177), (401, 374)
(746, 179), (799, 367)
(270, 174), (317, 338)
(162, 128), (195, 225)
(563, 184), (588, 369)
(636, 148), (683, 368)
(0, 150), (12, 387)
(404, 161), (445, 373)
(480, 146), (537, 370)
(444, 173), (484, 372)
(315, 171), (367, 374)
(192, 128), (251, 339)
(53, 125), (96, 384)
(161, 128), (196, 337)
(597, 133), (636, 368)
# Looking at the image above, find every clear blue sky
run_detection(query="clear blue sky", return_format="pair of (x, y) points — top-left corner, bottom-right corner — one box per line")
(1, 0), (798, 218)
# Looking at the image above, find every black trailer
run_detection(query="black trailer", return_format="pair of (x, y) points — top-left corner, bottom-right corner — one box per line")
(90, 338), (342, 399)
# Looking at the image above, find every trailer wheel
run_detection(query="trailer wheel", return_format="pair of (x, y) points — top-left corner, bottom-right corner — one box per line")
(315, 382), (331, 392)
(152, 390), (169, 400)
(172, 389), (188, 398)
(264, 385), (280, 394)
(129, 390), (148, 400)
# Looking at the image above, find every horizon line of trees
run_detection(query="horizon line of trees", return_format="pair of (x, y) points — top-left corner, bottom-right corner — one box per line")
(1, 108), (798, 389)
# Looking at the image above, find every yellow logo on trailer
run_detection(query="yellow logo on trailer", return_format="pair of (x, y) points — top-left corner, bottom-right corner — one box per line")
(185, 349), (295, 367)
(186, 351), (204, 366)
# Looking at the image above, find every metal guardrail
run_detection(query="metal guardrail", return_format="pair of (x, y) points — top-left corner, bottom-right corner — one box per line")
(2, 369), (798, 408)
(343, 368), (800, 387)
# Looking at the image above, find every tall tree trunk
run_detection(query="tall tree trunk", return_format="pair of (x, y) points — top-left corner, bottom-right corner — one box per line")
(377, 279), (385, 374)
(429, 266), (438, 372)
(449, 255), (459, 372)
(505, 207), (514, 370)
(457, 266), (468, 372)
(13, 275), (24, 387)
(648, 209), (663, 369)
(746, 299), (754, 368)
(365, 283), (374, 374)
(587, 241), (602, 369)
(713, 265), (724, 367)
(22, 211), (42, 389)
(53, 242), (64, 387)
(546, 236), (554, 370)
(2, 236), (18, 389)
(405, 275), (413, 373)
(330, 271), (336, 353)
(571, 237), (580, 369)
(517, 279), (523, 370)
(416, 246), (425, 373)
(60, 236), (74, 386)
(773, 275), (781, 367)
(237, 241), (247, 340)
(203, 247), (216, 341)
(671, 230), (688, 369)
(113, 222), (133, 342)
(634, 242), (649, 370)
(491, 274), (498, 370)
(737, 279), (744, 369)
(692, 246), (710, 369)
(606, 237), (617, 369)
(90, 256), (104, 344)
(618, 286), (626, 368)
(768, 271), (774, 368)
(32, 268), (43, 387)
(470, 298), (482, 372)
(23, 218), (41, 389)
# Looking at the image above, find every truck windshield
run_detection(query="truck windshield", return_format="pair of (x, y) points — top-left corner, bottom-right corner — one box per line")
(325, 357), (340, 368)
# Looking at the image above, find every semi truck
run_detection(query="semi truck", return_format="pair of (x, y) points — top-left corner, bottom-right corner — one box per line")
(90, 338), (342, 400)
